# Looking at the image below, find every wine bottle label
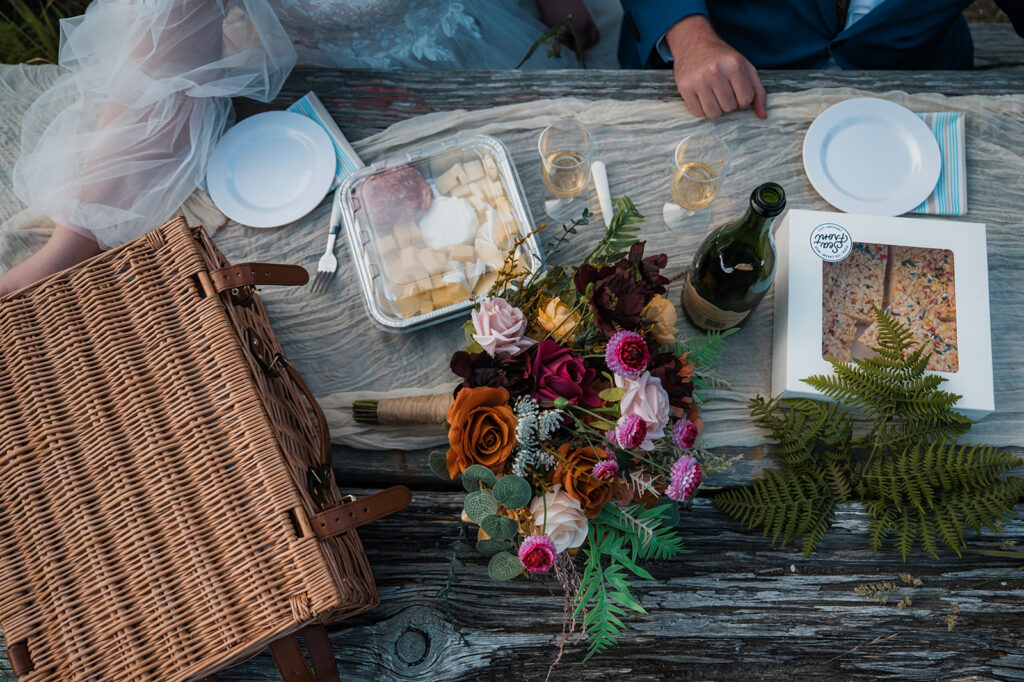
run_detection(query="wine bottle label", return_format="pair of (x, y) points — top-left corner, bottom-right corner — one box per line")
(683, 276), (750, 330)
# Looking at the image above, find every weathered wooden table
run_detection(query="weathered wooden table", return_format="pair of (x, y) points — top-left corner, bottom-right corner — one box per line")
(225, 45), (1024, 680)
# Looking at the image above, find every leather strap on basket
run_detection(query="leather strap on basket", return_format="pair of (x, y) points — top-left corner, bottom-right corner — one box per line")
(311, 485), (412, 540)
(269, 625), (339, 682)
(209, 263), (309, 294)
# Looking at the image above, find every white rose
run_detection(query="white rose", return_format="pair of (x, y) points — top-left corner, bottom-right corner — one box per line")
(615, 371), (670, 451)
(529, 485), (588, 553)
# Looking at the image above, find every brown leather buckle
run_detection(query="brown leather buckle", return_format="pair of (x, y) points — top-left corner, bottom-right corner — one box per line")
(310, 486), (412, 540)
(247, 329), (289, 378)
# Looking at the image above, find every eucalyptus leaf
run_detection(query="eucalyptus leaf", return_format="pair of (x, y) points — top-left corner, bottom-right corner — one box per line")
(493, 475), (533, 510)
(462, 464), (497, 492)
(428, 450), (450, 480)
(481, 514), (520, 540)
(476, 539), (512, 555)
(464, 490), (498, 524)
(487, 551), (524, 581)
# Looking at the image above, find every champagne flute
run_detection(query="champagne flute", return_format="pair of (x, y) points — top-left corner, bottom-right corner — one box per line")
(664, 133), (731, 231)
(538, 118), (593, 221)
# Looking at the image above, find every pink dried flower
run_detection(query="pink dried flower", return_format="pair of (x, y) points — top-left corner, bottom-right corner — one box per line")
(592, 458), (620, 482)
(615, 413), (648, 450)
(519, 534), (557, 573)
(604, 428), (619, 447)
(605, 329), (650, 377)
(672, 418), (700, 451)
(666, 454), (702, 502)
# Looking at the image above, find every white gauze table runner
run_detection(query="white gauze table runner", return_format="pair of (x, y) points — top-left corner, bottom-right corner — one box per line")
(2, 65), (1022, 450)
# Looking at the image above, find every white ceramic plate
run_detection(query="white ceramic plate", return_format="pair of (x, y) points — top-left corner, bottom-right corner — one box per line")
(206, 111), (334, 228)
(802, 98), (940, 216)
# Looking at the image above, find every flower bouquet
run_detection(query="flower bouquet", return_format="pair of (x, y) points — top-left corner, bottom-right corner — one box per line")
(423, 199), (736, 658)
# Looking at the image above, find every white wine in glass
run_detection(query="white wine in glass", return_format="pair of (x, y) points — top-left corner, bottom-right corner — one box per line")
(542, 149), (589, 198)
(538, 118), (593, 220)
(664, 133), (731, 232)
(671, 160), (720, 210)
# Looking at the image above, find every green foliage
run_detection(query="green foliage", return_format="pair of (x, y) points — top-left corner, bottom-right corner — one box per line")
(674, 327), (739, 400)
(715, 308), (1023, 560)
(573, 502), (687, 660)
(428, 450), (450, 480)
(476, 539), (512, 555)
(1, 0), (89, 64)
(487, 551), (524, 581)
(582, 197), (644, 266)
(464, 490), (498, 524)
(492, 474), (532, 509)
(480, 514), (519, 540)
(462, 464), (497, 492)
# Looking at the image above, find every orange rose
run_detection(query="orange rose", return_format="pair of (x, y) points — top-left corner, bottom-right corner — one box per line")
(446, 386), (517, 479)
(549, 444), (618, 518)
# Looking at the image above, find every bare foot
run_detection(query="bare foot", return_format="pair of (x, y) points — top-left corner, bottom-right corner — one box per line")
(0, 225), (101, 298)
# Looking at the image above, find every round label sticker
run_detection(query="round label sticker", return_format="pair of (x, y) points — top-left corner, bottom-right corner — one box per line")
(809, 223), (853, 262)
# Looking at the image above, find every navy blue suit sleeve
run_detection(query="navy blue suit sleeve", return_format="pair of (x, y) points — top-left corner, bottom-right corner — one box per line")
(994, 0), (1024, 37)
(619, 0), (708, 66)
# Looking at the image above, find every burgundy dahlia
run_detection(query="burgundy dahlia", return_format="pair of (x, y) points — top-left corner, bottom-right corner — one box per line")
(450, 350), (532, 395)
(574, 241), (670, 337)
(648, 352), (695, 409)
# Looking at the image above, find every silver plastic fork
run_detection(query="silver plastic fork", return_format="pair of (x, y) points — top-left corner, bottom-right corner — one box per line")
(311, 195), (341, 294)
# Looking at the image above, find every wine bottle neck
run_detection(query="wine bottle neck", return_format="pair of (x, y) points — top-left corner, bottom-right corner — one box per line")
(734, 205), (773, 241)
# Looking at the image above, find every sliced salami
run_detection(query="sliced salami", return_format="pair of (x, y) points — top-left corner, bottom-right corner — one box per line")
(358, 166), (432, 228)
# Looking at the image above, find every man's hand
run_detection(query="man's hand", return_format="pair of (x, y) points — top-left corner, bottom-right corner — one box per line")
(666, 14), (767, 120)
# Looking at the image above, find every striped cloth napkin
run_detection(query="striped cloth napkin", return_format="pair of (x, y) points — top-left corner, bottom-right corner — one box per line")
(908, 111), (966, 216)
(287, 91), (364, 191)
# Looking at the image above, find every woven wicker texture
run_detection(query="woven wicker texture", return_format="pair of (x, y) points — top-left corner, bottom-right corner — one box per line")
(0, 218), (377, 681)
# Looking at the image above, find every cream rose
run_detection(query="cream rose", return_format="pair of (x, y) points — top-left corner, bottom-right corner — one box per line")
(471, 297), (536, 357)
(615, 371), (671, 450)
(529, 484), (588, 553)
(536, 297), (581, 343)
(643, 294), (679, 345)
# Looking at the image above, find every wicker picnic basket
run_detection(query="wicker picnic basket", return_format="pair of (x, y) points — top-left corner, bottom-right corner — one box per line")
(0, 217), (410, 681)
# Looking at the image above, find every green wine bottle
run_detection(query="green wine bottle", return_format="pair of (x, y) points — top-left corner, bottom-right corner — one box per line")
(682, 182), (786, 331)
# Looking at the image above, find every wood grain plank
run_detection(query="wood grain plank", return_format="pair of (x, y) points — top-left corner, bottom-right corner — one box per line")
(209, 493), (1024, 680)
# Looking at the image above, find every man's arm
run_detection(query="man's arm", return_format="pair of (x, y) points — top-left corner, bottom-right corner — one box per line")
(664, 14), (767, 119)
(994, 0), (1024, 37)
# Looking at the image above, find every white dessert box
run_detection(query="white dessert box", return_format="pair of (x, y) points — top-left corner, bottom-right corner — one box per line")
(337, 135), (541, 332)
(772, 209), (993, 419)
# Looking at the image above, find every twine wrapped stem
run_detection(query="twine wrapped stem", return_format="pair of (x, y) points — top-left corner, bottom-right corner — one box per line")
(353, 393), (454, 425)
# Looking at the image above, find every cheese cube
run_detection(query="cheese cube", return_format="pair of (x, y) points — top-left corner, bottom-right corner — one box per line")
(435, 165), (463, 195)
(417, 249), (447, 276)
(450, 243), (475, 262)
(394, 222), (420, 248)
(463, 159), (485, 183)
(492, 197), (512, 213)
(467, 196), (487, 216)
(475, 238), (505, 269)
(394, 295), (422, 318)
(469, 182), (487, 201)
(449, 183), (472, 198)
(429, 153), (461, 177)
(483, 155), (499, 181)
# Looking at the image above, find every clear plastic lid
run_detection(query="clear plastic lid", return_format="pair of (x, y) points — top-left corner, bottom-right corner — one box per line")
(338, 135), (541, 332)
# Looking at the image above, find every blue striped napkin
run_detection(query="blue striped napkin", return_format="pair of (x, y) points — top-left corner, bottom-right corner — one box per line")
(908, 111), (966, 216)
(287, 91), (364, 191)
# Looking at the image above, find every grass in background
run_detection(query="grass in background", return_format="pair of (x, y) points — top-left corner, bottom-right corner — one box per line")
(0, 0), (90, 64)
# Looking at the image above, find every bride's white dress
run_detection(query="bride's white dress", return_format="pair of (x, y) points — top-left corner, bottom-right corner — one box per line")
(12, 0), (621, 248)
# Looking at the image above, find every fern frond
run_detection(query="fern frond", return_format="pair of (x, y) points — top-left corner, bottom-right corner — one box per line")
(675, 327), (739, 371)
(583, 196), (644, 265)
(714, 469), (837, 556)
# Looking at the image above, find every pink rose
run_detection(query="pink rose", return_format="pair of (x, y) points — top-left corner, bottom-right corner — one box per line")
(615, 371), (670, 451)
(531, 339), (602, 409)
(471, 297), (536, 357)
